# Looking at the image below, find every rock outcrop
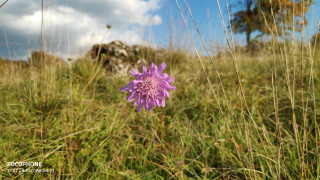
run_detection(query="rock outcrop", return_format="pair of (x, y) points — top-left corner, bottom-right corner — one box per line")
(89, 40), (148, 76)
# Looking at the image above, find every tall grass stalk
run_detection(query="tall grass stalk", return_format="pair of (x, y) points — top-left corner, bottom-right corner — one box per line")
(80, 29), (110, 98)
(313, 17), (320, 178)
(175, 0), (223, 114)
(40, 0), (44, 161)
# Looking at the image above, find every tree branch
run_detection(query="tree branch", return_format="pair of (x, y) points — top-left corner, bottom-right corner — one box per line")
(0, 0), (8, 9)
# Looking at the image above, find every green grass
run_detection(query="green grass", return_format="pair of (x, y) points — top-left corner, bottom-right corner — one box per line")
(0, 49), (319, 179)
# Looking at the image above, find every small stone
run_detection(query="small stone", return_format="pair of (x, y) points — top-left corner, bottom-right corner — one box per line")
(117, 49), (128, 57)
(114, 64), (130, 77)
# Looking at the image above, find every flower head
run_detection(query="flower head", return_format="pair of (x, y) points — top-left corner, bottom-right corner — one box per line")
(120, 62), (175, 111)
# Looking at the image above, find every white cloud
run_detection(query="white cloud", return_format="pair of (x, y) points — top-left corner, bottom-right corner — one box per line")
(0, 0), (162, 60)
(5, 11), (42, 35)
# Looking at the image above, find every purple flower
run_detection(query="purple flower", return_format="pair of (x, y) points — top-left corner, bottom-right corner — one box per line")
(120, 62), (175, 111)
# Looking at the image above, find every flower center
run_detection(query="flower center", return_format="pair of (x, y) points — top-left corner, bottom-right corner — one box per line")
(139, 76), (160, 99)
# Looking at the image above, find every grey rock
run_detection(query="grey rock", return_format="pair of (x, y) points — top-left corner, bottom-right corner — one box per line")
(114, 64), (130, 77)
(89, 40), (147, 76)
(117, 49), (128, 57)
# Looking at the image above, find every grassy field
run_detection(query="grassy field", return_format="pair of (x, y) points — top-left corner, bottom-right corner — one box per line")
(0, 45), (319, 179)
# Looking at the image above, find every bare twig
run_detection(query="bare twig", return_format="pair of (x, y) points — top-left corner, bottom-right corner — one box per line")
(0, 0), (8, 9)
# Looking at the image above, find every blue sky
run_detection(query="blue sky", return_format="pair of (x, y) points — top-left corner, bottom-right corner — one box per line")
(152, 0), (320, 49)
(153, 0), (231, 48)
(0, 0), (319, 60)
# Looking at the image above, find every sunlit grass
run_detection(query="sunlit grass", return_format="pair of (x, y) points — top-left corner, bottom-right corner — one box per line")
(0, 48), (319, 179)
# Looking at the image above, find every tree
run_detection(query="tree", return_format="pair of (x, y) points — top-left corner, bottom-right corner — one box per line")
(230, 0), (258, 46)
(255, 0), (313, 36)
(231, 0), (313, 47)
(311, 32), (320, 48)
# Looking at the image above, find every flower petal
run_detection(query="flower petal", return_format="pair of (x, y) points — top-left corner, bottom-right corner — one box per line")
(132, 79), (142, 84)
(136, 95), (141, 104)
(120, 86), (131, 92)
(156, 98), (160, 106)
(127, 91), (137, 102)
(145, 102), (152, 111)
(137, 104), (143, 111)
(130, 69), (142, 78)
(163, 89), (170, 97)
(161, 73), (169, 79)
(166, 77), (174, 83)
(152, 101), (157, 107)
(158, 62), (166, 74)
(162, 81), (176, 91)
(149, 63), (157, 74)
(160, 98), (166, 107)
(143, 65), (148, 74)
